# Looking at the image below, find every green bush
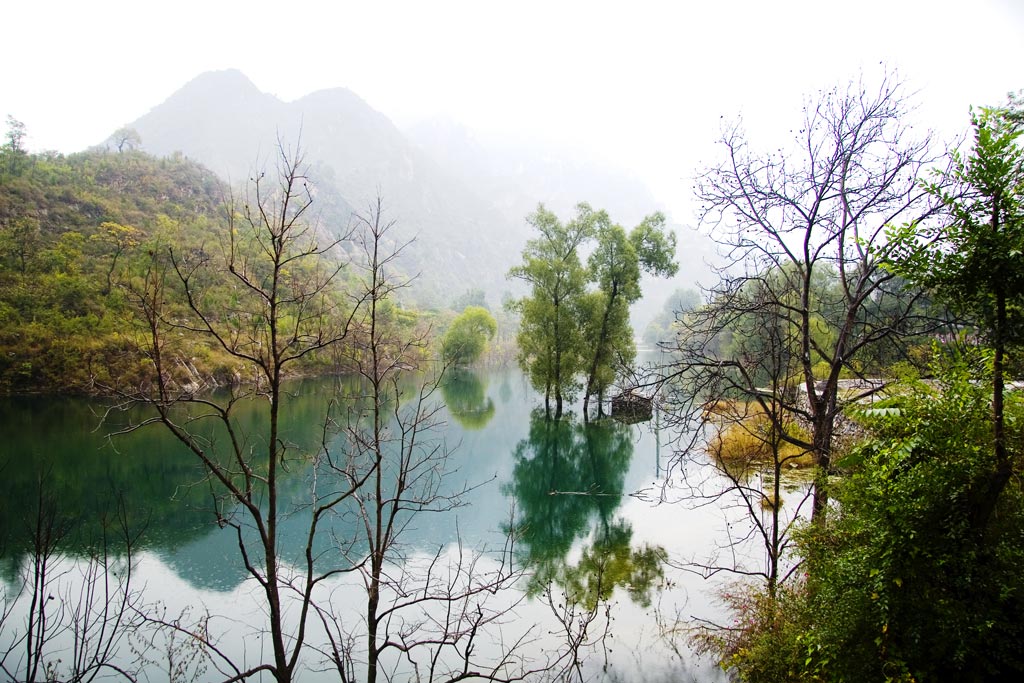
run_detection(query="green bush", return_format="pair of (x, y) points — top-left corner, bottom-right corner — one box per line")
(441, 306), (497, 366)
(710, 354), (1024, 682)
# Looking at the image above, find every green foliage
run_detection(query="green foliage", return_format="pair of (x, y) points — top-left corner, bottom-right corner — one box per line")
(629, 212), (678, 279)
(2, 116), (28, 177)
(449, 287), (487, 312)
(692, 581), (818, 683)
(108, 126), (142, 153)
(0, 146), (237, 393)
(889, 104), (1024, 347)
(441, 305), (497, 365)
(796, 354), (1024, 681)
(507, 204), (594, 413)
(716, 353), (1024, 682)
(557, 519), (666, 610)
(508, 202), (677, 415)
(887, 101), (1024, 532)
(642, 287), (700, 346)
(582, 210), (677, 411)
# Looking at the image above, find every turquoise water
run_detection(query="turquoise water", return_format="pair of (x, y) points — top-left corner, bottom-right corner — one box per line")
(0, 368), (736, 681)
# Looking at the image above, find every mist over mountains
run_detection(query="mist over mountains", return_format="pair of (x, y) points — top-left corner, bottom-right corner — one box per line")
(406, 118), (660, 229)
(125, 69), (712, 313)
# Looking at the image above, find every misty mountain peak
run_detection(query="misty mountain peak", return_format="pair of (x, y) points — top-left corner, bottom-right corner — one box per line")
(295, 86), (368, 112)
(171, 68), (266, 103)
(120, 69), (685, 307)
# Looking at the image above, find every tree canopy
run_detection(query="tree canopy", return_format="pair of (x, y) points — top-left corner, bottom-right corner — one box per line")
(508, 203), (676, 418)
(889, 102), (1024, 531)
(507, 204), (594, 417)
(441, 305), (497, 365)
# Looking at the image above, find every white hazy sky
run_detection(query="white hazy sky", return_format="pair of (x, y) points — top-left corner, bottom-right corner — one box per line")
(2, 0), (1022, 222)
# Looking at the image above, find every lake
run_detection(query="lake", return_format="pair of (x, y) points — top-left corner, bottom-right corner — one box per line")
(0, 366), (800, 682)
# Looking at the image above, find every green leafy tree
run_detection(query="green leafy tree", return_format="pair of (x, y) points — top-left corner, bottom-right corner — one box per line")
(582, 211), (677, 417)
(441, 305), (497, 365)
(889, 103), (1024, 532)
(90, 221), (141, 295)
(799, 355), (1024, 682)
(2, 116), (28, 177)
(508, 204), (594, 417)
(0, 215), (41, 273)
(509, 203), (672, 418)
(109, 126), (142, 153)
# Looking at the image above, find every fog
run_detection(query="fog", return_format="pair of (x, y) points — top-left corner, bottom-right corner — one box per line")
(4, 1), (1021, 221)
(3, 0), (1022, 319)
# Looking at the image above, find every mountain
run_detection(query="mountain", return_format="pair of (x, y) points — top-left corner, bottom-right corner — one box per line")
(128, 70), (522, 307)
(125, 70), (713, 315)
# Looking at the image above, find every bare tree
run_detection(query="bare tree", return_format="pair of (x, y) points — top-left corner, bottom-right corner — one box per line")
(113, 141), (367, 683)
(663, 73), (943, 521)
(103, 144), (612, 681)
(311, 199), (552, 683)
(0, 473), (145, 682)
(129, 606), (213, 683)
(672, 280), (814, 598)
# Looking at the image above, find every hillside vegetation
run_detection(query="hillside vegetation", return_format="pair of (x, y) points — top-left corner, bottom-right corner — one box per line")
(0, 144), (231, 392)
(0, 141), (418, 394)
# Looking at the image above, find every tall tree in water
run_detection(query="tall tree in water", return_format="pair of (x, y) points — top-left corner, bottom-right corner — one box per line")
(582, 212), (676, 418)
(508, 204), (593, 418)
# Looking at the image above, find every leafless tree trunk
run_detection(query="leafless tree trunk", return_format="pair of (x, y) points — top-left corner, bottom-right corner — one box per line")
(665, 283), (812, 599)
(312, 198), (558, 683)
(111, 141), (367, 683)
(104, 148), (613, 682)
(665, 73), (944, 522)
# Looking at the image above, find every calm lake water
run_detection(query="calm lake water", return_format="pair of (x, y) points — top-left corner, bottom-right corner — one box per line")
(0, 366), (799, 682)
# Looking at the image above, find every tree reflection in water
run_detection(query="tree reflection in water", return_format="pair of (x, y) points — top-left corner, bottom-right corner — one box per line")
(441, 368), (496, 430)
(506, 410), (666, 608)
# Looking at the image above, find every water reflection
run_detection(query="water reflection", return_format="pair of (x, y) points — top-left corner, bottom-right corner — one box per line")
(0, 396), (215, 582)
(441, 368), (496, 430)
(0, 373), (718, 681)
(0, 373), (511, 593)
(0, 381), (351, 590)
(1, 378), (666, 609)
(506, 411), (665, 606)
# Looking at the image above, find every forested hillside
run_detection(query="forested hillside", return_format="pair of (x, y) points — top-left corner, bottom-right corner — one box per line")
(0, 122), (446, 396)
(0, 142), (230, 392)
